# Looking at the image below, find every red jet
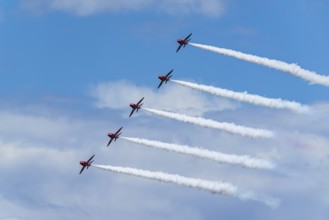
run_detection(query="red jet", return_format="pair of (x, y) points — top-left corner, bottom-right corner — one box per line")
(176, 33), (192, 52)
(107, 127), (123, 146)
(158, 69), (173, 89)
(129, 97), (144, 117)
(79, 155), (95, 174)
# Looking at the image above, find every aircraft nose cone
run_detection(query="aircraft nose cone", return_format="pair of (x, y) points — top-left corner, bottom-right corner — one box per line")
(79, 161), (84, 166)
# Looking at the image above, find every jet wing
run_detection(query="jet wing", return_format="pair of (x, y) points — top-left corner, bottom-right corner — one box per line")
(157, 80), (164, 89)
(86, 155), (95, 163)
(79, 166), (86, 175)
(115, 127), (123, 135)
(184, 33), (192, 41)
(165, 69), (174, 77)
(136, 97), (144, 106)
(107, 138), (113, 147)
(129, 109), (135, 117)
(176, 44), (183, 53)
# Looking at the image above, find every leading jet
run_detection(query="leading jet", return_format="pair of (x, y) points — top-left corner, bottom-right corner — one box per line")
(176, 33), (192, 52)
(158, 69), (173, 89)
(79, 155), (95, 174)
(129, 97), (144, 117)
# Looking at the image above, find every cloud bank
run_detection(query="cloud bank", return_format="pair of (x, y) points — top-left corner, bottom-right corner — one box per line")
(1, 82), (329, 219)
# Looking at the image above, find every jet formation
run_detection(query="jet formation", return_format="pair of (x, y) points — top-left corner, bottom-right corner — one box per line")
(79, 34), (191, 174)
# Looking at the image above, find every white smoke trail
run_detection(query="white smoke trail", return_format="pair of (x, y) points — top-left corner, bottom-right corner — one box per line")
(121, 137), (275, 170)
(93, 164), (279, 208)
(93, 164), (236, 195)
(143, 108), (274, 138)
(172, 79), (309, 113)
(190, 43), (329, 87)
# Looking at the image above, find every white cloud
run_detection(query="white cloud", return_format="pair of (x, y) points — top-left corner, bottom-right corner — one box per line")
(50, 0), (152, 15)
(159, 0), (225, 17)
(0, 111), (76, 141)
(1, 83), (329, 219)
(0, 140), (75, 169)
(20, 0), (226, 17)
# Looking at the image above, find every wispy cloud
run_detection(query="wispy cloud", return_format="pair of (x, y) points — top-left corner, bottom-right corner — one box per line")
(0, 140), (75, 171)
(91, 80), (237, 116)
(21, 0), (226, 16)
(0, 111), (78, 141)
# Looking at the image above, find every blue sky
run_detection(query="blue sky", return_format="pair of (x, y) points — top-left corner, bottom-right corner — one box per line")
(1, 0), (329, 219)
